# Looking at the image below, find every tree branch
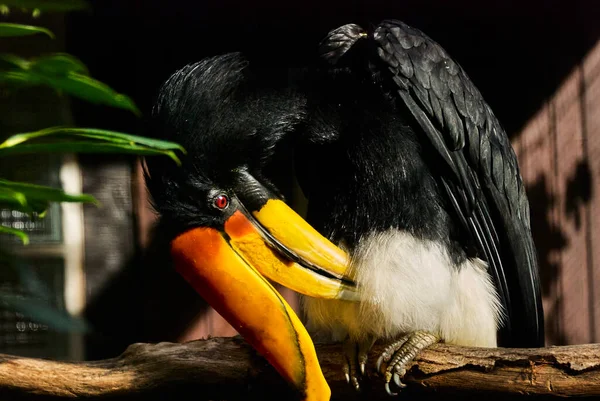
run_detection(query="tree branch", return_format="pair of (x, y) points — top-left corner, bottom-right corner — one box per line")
(0, 337), (598, 400)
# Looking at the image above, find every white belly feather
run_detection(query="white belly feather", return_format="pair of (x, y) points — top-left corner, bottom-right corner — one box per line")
(301, 230), (503, 347)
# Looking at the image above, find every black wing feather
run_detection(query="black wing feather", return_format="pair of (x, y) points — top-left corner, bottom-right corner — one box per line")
(320, 20), (544, 347)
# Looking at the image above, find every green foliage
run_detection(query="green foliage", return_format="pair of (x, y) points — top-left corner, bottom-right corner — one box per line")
(0, 23), (182, 243)
(0, 225), (29, 244)
(0, 23), (53, 38)
(0, 178), (98, 216)
(0, 3), (183, 333)
(0, 53), (141, 114)
(0, 127), (185, 163)
(0, 53), (88, 74)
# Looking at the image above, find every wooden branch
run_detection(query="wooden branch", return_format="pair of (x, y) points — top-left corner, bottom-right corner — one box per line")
(0, 337), (599, 400)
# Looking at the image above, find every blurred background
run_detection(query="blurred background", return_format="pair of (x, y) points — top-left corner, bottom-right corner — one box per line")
(0, 0), (599, 361)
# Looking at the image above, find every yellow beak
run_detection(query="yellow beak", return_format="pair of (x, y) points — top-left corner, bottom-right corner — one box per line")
(172, 226), (330, 400)
(226, 199), (357, 300)
(171, 197), (357, 400)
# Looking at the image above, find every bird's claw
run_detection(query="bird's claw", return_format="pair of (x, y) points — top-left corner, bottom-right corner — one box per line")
(342, 336), (375, 392)
(383, 372), (406, 396)
(378, 331), (438, 396)
(393, 371), (407, 389)
(376, 334), (409, 374)
(376, 355), (384, 373)
(385, 382), (397, 396)
(343, 347), (363, 391)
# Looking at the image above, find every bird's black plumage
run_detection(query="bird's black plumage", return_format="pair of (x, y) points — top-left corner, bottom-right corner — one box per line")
(144, 53), (305, 236)
(144, 19), (544, 353)
(308, 20), (544, 347)
(294, 56), (469, 265)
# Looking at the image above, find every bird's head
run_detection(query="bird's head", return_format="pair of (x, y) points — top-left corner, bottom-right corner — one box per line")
(144, 53), (357, 400)
(146, 52), (356, 299)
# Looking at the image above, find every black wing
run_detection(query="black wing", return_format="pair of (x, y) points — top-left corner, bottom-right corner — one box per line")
(319, 20), (544, 347)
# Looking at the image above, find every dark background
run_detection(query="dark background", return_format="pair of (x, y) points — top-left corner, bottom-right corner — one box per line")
(65, 0), (600, 137)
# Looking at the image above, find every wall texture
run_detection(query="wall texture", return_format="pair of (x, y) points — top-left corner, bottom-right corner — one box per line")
(513, 39), (600, 346)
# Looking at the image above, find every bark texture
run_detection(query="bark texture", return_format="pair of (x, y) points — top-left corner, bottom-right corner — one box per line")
(0, 337), (598, 400)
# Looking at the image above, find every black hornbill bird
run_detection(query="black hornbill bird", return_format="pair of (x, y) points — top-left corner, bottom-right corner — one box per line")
(145, 20), (544, 400)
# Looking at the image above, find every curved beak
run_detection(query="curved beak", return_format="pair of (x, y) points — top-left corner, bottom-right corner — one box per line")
(170, 171), (356, 400)
(226, 200), (357, 301)
(172, 227), (330, 400)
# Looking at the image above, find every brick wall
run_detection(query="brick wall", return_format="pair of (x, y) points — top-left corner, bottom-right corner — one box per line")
(513, 39), (600, 346)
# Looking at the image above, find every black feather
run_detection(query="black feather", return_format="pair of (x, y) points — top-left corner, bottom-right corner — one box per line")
(144, 53), (305, 236)
(319, 24), (367, 65)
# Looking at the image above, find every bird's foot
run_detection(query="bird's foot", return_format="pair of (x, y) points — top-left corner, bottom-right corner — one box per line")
(376, 330), (439, 396)
(342, 336), (376, 392)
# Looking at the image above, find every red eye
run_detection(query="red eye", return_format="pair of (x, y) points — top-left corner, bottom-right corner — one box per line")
(214, 194), (229, 209)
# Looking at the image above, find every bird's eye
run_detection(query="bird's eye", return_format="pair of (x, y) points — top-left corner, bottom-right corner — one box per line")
(213, 194), (229, 210)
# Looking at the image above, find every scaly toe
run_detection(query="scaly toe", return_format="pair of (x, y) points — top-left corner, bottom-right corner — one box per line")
(379, 331), (439, 395)
(394, 364), (406, 378)
(342, 339), (363, 391)
(342, 336), (376, 392)
(377, 334), (410, 374)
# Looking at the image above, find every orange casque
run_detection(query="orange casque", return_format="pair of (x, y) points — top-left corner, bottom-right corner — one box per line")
(171, 214), (331, 401)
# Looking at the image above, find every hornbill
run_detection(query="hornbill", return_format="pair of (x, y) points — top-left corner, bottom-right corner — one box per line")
(145, 19), (544, 400)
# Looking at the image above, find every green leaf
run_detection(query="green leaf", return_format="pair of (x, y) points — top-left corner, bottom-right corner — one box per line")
(0, 23), (54, 38)
(0, 142), (182, 164)
(1, 127), (186, 152)
(0, 127), (185, 165)
(0, 53), (138, 114)
(0, 292), (88, 332)
(0, 53), (30, 69)
(0, 0), (89, 12)
(0, 68), (139, 114)
(0, 187), (27, 208)
(0, 179), (97, 205)
(29, 53), (89, 76)
(0, 179), (95, 216)
(2, 197), (49, 215)
(0, 193), (44, 215)
(0, 53), (89, 75)
(0, 226), (29, 244)
(54, 72), (141, 114)
(0, 69), (37, 86)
